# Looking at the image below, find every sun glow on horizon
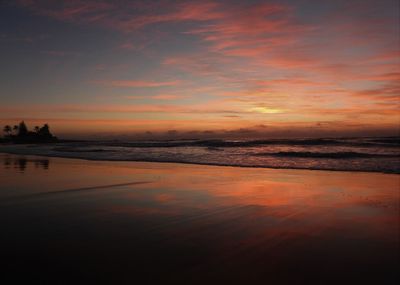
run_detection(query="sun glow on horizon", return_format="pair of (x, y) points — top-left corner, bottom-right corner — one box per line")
(249, 107), (284, 114)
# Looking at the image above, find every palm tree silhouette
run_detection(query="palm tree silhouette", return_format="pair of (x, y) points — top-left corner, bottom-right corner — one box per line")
(3, 125), (11, 136)
(18, 121), (28, 137)
(13, 125), (19, 136)
(3, 121), (57, 142)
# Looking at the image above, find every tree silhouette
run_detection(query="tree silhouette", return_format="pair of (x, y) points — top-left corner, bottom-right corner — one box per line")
(39, 124), (52, 138)
(3, 125), (11, 136)
(18, 121), (28, 137)
(13, 125), (19, 135)
(2, 121), (57, 142)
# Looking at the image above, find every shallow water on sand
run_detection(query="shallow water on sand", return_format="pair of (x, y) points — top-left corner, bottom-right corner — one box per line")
(0, 153), (399, 284)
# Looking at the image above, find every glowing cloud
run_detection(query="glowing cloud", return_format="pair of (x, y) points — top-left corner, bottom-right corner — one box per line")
(249, 107), (284, 114)
(0, 0), (398, 137)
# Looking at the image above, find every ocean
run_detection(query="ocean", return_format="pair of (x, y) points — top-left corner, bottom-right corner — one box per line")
(1, 136), (399, 173)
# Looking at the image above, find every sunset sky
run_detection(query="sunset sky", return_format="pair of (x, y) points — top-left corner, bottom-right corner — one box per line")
(0, 0), (399, 139)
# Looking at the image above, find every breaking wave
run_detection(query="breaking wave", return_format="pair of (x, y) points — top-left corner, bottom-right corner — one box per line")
(0, 136), (399, 173)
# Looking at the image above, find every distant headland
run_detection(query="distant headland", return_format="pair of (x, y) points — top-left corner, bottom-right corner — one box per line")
(2, 121), (58, 143)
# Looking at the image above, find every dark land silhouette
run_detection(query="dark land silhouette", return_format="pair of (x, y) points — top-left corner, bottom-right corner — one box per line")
(2, 121), (58, 143)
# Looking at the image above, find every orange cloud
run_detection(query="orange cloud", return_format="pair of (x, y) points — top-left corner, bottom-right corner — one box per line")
(11, 0), (399, 137)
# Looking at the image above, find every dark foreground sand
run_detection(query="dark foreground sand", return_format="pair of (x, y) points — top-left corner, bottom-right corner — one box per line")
(0, 153), (399, 284)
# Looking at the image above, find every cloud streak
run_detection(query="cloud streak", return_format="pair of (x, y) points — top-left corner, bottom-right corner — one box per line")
(3, 0), (399, 137)
(92, 80), (181, 88)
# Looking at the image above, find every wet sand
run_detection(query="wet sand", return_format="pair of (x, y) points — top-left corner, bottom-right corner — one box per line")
(0, 153), (399, 284)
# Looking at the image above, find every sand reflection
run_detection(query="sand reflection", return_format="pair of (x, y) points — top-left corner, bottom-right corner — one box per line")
(0, 154), (399, 284)
(3, 155), (49, 172)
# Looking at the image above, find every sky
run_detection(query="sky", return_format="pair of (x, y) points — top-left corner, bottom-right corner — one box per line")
(0, 0), (399, 139)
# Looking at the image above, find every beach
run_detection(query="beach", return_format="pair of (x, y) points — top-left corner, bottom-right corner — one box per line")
(1, 152), (399, 284)
(2, 0), (399, 283)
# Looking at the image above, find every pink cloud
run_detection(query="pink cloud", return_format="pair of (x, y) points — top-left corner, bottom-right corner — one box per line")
(92, 79), (181, 88)
(118, 42), (135, 50)
(0, 103), (241, 115)
(123, 94), (190, 100)
(13, 0), (399, 134)
(151, 94), (189, 100)
(17, 1), (224, 32)
(41, 50), (80, 56)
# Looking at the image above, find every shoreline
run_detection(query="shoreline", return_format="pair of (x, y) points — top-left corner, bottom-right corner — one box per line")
(1, 150), (399, 175)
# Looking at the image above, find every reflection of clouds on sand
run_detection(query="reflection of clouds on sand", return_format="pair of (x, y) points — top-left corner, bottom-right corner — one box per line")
(0, 154), (398, 284)
(3, 155), (49, 172)
(99, 165), (399, 245)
